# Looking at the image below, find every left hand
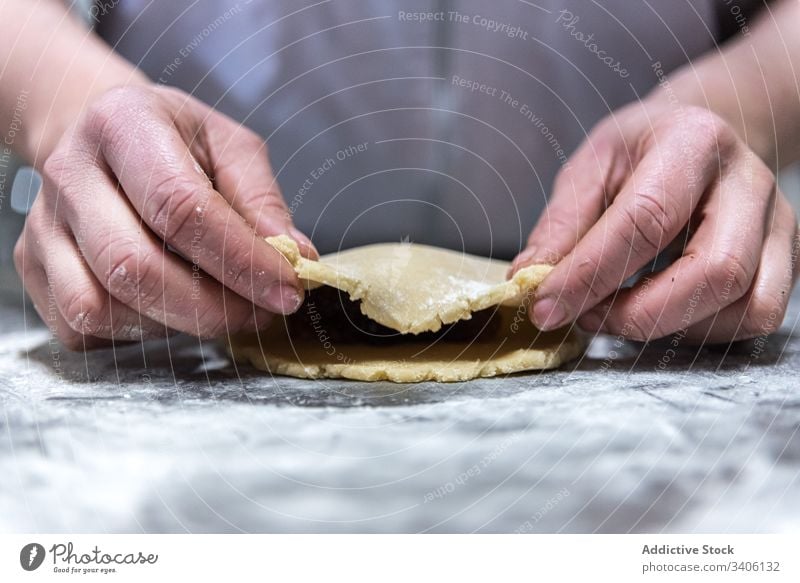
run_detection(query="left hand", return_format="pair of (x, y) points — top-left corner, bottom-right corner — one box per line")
(512, 100), (799, 343)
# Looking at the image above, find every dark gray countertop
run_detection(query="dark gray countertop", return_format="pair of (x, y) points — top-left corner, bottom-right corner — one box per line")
(1, 289), (799, 533)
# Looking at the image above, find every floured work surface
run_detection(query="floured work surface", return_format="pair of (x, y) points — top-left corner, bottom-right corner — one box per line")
(228, 236), (583, 382)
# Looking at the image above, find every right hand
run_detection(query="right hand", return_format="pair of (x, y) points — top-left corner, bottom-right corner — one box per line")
(14, 85), (317, 350)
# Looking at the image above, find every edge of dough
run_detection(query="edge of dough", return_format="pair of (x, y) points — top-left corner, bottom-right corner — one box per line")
(267, 235), (553, 334)
(228, 304), (585, 383)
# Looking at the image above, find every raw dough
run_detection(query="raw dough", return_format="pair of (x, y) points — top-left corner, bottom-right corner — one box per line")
(228, 236), (584, 382)
(267, 235), (552, 334)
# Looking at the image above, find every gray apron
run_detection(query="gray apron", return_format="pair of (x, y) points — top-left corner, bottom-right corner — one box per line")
(2, 1), (758, 262)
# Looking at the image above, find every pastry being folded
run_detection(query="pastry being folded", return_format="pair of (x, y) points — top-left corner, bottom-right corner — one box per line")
(227, 235), (584, 383)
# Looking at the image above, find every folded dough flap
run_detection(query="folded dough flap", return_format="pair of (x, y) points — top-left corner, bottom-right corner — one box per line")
(267, 235), (552, 335)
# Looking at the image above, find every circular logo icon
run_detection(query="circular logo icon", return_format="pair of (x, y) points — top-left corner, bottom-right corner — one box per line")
(20, 543), (46, 571)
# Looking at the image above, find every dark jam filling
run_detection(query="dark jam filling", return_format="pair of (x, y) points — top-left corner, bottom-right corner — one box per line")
(286, 286), (501, 345)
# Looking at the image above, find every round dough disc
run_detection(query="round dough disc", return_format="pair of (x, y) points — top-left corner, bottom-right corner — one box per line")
(230, 308), (583, 383)
(228, 236), (584, 383)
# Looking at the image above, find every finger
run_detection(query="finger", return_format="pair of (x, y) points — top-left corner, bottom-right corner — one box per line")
(198, 111), (318, 259)
(46, 154), (275, 338)
(14, 215), (112, 350)
(578, 154), (773, 340)
(85, 87), (303, 314)
(682, 199), (798, 344)
(511, 121), (627, 273)
(20, 260), (113, 350)
(531, 122), (720, 330)
(37, 222), (171, 342)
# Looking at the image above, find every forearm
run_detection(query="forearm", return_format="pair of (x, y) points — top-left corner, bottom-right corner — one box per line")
(651, 0), (800, 169)
(0, 0), (148, 167)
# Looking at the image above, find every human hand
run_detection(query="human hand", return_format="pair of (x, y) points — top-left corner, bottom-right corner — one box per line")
(15, 85), (316, 349)
(512, 101), (798, 343)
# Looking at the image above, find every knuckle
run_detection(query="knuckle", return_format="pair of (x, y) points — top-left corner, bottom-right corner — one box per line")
(147, 174), (208, 242)
(222, 243), (260, 291)
(568, 256), (617, 304)
(589, 117), (618, 142)
(42, 150), (70, 184)
(42, 152), (90, 216)
(587, 133), (617, 161)
(581, 133), (619, 175)
(703, 250), (754, 304)
(686, 107), (737, 154)
(753, 165), (777, 196)
(25, 201), (45, 229)
(744, 291), (787, 337)
(224, 259), (252, 290)
(83, 86), (149, 140)
(104, 245), (159, 305)
(203, 114), (268, 163)
(84, 99), (124, 144)
(235, 125), (267, 153)
(751, 150), (774, 175)
(237, 183), (285, 213)
(84, 100), (116, 139)
(619, 188), (673, 252)
(685, 106), (723, 132)
(41, 151), (87, 206)
(196, 306), (235, 338)
(626, 304), (663, 340)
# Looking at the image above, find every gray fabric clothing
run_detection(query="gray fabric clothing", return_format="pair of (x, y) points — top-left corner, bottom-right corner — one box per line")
(96, 0), (755, 256)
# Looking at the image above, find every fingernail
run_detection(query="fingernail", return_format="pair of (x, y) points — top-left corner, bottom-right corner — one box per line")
(532, 296), (568, 330)
(261, 284), (303, 314)
(289, 227), (318, 259)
